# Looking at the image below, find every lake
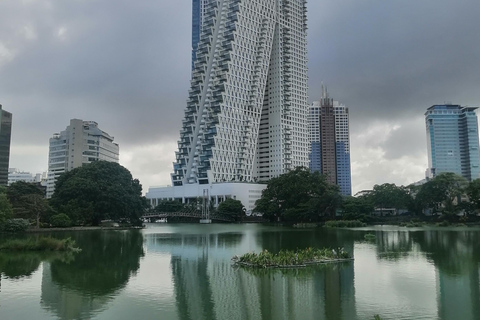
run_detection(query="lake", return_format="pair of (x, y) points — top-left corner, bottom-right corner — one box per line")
(0, 224), (479, 320)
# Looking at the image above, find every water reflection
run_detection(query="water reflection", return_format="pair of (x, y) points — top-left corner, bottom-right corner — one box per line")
(40, 230), (145, 320)
(366, 228), (480, 320)
(144, 228), (357, 320)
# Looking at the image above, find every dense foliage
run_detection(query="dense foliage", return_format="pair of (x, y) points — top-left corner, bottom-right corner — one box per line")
(50, 161), (148, 226)
(216, 198), (245, 221)
(6, 181), (49, 228)
(50, 213), (72, 228)
(2, 218), (30, 233)
(254, 167), (341, 222)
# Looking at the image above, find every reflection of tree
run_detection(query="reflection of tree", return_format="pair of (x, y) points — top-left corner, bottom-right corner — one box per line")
(0, 249), (76, 279)
(373, 229), (480, 320)
(0, 252), (41, 279)
(49, 230), (144, 295)
(41, 230), (144, 320)
(412, 230), (479, 275)
(256, 228), (357, 256)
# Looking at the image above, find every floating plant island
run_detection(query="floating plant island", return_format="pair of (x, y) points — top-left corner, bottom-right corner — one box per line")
(232, 247), (353, 268)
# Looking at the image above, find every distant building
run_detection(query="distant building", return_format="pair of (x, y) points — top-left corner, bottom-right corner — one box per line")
(308, 87), (352, 196)
(8, 168), (47, 186)
(425, 104), (480, 181)
(46, 119), (119, 198)
(0, 105), (12, 187)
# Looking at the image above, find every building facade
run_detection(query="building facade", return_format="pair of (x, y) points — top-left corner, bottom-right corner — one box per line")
(192, 0), (211, 70)
(149, 0), (309, 208)
(308, 88), (351, 195)
(0, 105), (12, 186)
(173, 0), (308, 187)
(46, 119), (119, 198)
(425, 104), (480, 181)
(8, 168), (47, 186)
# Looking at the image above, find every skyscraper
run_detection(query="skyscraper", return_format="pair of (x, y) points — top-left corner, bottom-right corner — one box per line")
(192, 0), (211, 70)
(0, 105), (12, 187)
(46, 119), (119, 198)
(148, 0), (308, 211)
(425, 104), (480, 181)
(173, 0), (308, 186)
(308, 88), (351, 196)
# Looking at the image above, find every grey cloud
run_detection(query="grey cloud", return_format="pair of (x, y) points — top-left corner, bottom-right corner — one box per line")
(1, 0), (479, 190)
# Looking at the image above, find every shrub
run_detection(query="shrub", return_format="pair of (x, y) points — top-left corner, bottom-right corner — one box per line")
(50, 213), (71, 228)
(2, 218), (30, 233)
(0, 237), (79, 251)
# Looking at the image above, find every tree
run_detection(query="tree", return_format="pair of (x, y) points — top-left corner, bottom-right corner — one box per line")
(370, 183), (412, 215)
(153, 200), (184, 213)
(217, 198), (244, 221)
(6, 181), (46, 226)
(50, 161), (148, 226)
(341, 196), (374, 216)
(0, 193), (13, 225)
(466, 179), (480, 214)
(254, 167), (341, 222)
(416, 173), (468, 215)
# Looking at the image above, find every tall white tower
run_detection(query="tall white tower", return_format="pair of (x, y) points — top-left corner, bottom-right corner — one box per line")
(173, 0), (309, 186)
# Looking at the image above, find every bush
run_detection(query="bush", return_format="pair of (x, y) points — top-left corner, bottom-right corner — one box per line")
(324, 220), (366, 228)
(2, 218), (30, 233)
(50, 213), (71, 228)
(0, 237), (79, 251)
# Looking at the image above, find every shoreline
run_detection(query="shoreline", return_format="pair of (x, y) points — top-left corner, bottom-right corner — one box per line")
(24, 226), (145, 233)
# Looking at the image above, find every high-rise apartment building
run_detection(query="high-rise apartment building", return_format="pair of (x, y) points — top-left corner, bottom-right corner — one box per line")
(173, 0), (308, 186)
(308, 88), (351, 195)
(425, 104), (480, 181)
(46, 119), (119, 198)
(0, 105), (12, 186)
(192, 0), (211, 70)
(148, 0), (308, 211)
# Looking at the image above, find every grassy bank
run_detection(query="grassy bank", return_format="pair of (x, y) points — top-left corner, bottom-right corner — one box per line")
(0, 237), (80, 252)
(232, 247), (352, 268)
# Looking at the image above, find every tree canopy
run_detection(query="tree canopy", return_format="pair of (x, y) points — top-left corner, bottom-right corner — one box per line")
(416, 173), (468, 215)
(50, 161), (148, 226)
(254, 167), (341, 222)
(217, 198), (245, 221)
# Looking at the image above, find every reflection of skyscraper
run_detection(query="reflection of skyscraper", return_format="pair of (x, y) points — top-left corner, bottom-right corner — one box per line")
(436, 268), (480, 320)
(0, 105), (12, 186)
(308, 88), (351, 195)
(425, 104), (480, 181)
(146, 231), (357, 320)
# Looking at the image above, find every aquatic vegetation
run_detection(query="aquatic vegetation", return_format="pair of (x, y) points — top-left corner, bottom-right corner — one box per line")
(364, 233), (376, 241)
(324, 220), (367, 228)
(232, 247), (352, 268)
(0, 237), (80, 252)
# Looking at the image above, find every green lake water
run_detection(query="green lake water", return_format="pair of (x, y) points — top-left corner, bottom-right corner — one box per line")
(0, 224), (479, 320)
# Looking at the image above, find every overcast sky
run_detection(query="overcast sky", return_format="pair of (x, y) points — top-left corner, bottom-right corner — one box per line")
(1, 0), (480, 195)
